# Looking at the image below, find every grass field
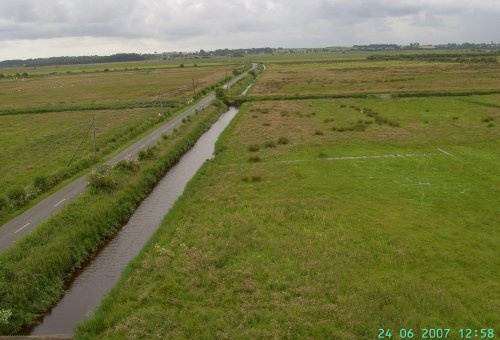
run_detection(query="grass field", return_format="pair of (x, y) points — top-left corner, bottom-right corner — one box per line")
(0, 108), (155, 195)
(0, 64), (240, 111)
(251, 62), (500, 96)
(76, 96), (499, 338)
(0, 61), (246, 218)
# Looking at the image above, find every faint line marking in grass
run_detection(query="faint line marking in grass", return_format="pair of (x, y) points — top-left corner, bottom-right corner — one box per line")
(437, 147), (453, 157)
(279, 152), (438, 164)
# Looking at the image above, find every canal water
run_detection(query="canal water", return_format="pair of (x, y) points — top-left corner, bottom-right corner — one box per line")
(27, 107), (239, 336)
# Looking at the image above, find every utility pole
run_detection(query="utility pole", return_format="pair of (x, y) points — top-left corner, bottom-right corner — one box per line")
(192, 78), (196, 96)
(93, 115), (96, 161)
(159, 92), (163, 109)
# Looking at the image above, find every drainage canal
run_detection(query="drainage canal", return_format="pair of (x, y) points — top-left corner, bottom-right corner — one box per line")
(24, 107), (239, 336)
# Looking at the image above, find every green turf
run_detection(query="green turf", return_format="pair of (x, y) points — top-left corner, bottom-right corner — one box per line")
(75, 97), (499, 338)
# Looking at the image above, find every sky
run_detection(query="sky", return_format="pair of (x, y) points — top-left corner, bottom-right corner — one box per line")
(0, 0), (499, 60)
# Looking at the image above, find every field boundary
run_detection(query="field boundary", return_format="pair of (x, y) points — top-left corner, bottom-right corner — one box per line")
(229, 88), (500, 105)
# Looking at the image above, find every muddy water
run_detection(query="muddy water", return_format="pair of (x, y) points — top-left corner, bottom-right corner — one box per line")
(27, 107), (239, 336)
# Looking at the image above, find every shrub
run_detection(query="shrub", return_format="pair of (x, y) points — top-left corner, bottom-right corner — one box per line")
(263, 122), (271, 126)
(179, 64), (185, 68)
(162, 133), (169, 140)
(115, 159), (139, 172)
(318, 152), (328, 158)
(264, 141), (276, 148)
(251, 175), (262, 182)
(482, 117), (494, 123)
(315, 130), (324, 135)
(88, 172), (116, 190)
(248, 144), (260, 152)
(277, 137), (289, 145)
(33, 175), (50, 192)
(487, 122), (495, 128)
(7, 186), (26, 207)
(0, 195), (8, 211)
(138, 147), (157, 161)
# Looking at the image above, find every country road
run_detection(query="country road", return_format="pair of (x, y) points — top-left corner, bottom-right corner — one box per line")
(0, 64), (256, 252)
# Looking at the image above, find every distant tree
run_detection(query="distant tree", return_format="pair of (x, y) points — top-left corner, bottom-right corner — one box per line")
(179, 64), (185, 68)
(22, 72), (28, 77)
(0, 73), (4, 78)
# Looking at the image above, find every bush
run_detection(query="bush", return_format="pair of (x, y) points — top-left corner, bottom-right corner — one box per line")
(115, 159), (139, 172)
(264, 141), (276, 148)
(251, 175), (262, 182)
(277, 137), (289, 145)
(7, 186), (26, 207)
(179, 64), (185, 68)
(138, 146), (157, 161)
(33, 175), (50, 192)
(0, 195), (8, 211)
(248, 144), (260, 152)
(315, 130), (324, 135)
(88, 172), (116, 190)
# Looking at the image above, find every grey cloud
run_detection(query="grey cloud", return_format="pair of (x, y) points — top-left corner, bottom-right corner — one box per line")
(0, 0), (499, 59)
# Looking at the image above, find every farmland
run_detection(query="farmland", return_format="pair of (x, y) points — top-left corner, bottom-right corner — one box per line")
(76, 53), (499, 338)
(0, 49), (498, 338)
(250, 62), (500, 96)
(0, 64), (238, 111)
(0, 60), (245, 220)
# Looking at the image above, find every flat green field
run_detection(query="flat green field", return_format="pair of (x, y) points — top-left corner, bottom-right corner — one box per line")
(0, 61), (245, 218)
(251, 62), (500, 96)
(77, 97), (499, 338)
(0, 108), (154, 195)
(0, 65), (239, 110)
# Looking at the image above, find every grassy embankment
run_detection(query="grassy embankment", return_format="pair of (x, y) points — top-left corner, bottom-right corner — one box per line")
(0, 63), (247, 221)
(0, 100), (228, 334)
(76, 96), (498, 338)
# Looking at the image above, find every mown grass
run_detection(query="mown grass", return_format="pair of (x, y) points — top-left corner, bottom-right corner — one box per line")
(0, 100), (228, 335)
(76, 97), (498, 338)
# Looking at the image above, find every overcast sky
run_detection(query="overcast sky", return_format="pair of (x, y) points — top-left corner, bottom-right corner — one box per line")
(0, 0), (499, 60)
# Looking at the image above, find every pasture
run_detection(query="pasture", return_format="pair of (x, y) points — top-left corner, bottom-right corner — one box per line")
(76, 94), (499, 337)
(250, 61), (500, 96)
(0, 61), (244, 218)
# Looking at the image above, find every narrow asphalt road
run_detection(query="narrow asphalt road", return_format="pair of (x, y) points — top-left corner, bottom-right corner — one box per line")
(0, 64), (256, 252)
